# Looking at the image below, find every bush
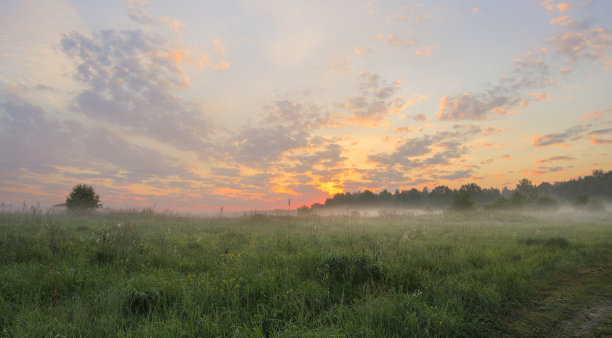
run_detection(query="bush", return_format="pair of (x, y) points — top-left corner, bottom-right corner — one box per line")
(66, 184), (101, 212)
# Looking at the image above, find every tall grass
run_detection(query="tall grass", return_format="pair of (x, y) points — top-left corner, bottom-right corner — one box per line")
(0, 210), (610, 336)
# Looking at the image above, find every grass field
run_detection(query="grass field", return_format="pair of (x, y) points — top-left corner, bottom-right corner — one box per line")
(0, 209), (611, 337)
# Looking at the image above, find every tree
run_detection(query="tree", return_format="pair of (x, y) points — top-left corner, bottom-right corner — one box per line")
(66, 184), (101, 212)
(450, 192), (474, 211)
(516, 178), (536, 196)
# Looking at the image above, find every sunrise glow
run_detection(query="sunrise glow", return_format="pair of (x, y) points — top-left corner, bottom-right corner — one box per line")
(1, 0), (611, 211)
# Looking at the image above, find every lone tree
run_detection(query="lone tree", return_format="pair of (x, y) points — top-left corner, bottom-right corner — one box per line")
(66, 184), (101, 212)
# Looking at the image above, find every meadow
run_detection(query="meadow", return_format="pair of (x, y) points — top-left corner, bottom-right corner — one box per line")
(0, 209), (611, 337)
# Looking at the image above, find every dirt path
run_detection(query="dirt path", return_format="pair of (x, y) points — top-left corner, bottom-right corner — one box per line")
(500, 262), (612, 337)
(568, 300), (612, 336)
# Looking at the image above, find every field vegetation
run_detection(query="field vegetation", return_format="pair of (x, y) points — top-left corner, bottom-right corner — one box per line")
(0, 208), (611, 336)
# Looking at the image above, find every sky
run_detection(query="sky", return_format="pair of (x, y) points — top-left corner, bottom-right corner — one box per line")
(1, 0), (611, 212)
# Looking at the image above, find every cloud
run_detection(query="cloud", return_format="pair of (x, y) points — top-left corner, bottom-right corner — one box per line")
(556, 3), (571, 12)
(413, 114), (428, 122)
(285, 143), (348, 173)
(436, 94), (521, 120)
(368, 135), (435, 167)
(228, 124), (309, 169)
(414, 45), (436, 56)
(367, 129), (472, 170)
(354, 47), (366, 57)
(531, 125), (585, 147)
(524, 166), (566, 177)
(581, 110), (605, 120)
(330, 72), (415, 125)
(437, 170), (474, 181)
(585, 127), (612, 145)
(61, 29), (222, 154)
(526, 92), (551, 102)
(126, 0), (184, 32)
(436, 48), (552, 121)
(472, 8), (483, 16)
(547, 28), (612, 63)
(0, 87), (190, 186)
(587, 128), (612, 136)
(379, 33), (417, 46)
(482, 126), (506, 136)
(327, 54), (354, 75)
(550, 15), (572, 25)
(394, 126), (421, 133)
(0, 90), (76, 173)
(537, 155), (576, 163)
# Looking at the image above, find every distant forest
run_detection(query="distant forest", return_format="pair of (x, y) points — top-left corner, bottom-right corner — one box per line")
(309, 169), (612, 210)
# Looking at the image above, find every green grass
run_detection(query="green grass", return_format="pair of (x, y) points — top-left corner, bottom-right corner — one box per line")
(0, 210), (611, 337)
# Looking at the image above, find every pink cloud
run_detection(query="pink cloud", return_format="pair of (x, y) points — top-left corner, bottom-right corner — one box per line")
(556, 3), (571, 11)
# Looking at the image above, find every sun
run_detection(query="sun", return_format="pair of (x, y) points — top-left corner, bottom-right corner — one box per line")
(318, 182), (343, 196)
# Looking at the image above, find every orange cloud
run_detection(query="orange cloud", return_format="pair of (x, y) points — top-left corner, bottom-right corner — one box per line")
(394, 125), (421, 133)
(159, 16), (184, 32)
(540, 0), (555, 11)
(556, 3), (571, 11)
(589, 138), (612, 145)
(327, 54), (354, 75)
(550, 15), (572, 25)
(524, 170), (542, 177)
(390, 97), (418, 114)
(414, 45), (435, 56)
(527, 92), (551, 101)
(355, 47), (366, 57)
(163, 41), (230, 70)
(501, 154), (512, 159)
(537, 155), (575, 163)
(387, 34), (416, 46)
(581, 110), (603, 120)
(479, 143), (506, 148)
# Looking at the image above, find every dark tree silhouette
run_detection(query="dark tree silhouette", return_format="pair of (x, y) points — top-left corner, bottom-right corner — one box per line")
(66, 184), (101, 212)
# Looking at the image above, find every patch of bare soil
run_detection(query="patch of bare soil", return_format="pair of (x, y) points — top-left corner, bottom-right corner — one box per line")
(566, 300), (612, 336)
(500, 262), (612, 337)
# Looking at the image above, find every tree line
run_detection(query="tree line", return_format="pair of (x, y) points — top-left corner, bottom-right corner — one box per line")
(307, 169), (611, 211)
